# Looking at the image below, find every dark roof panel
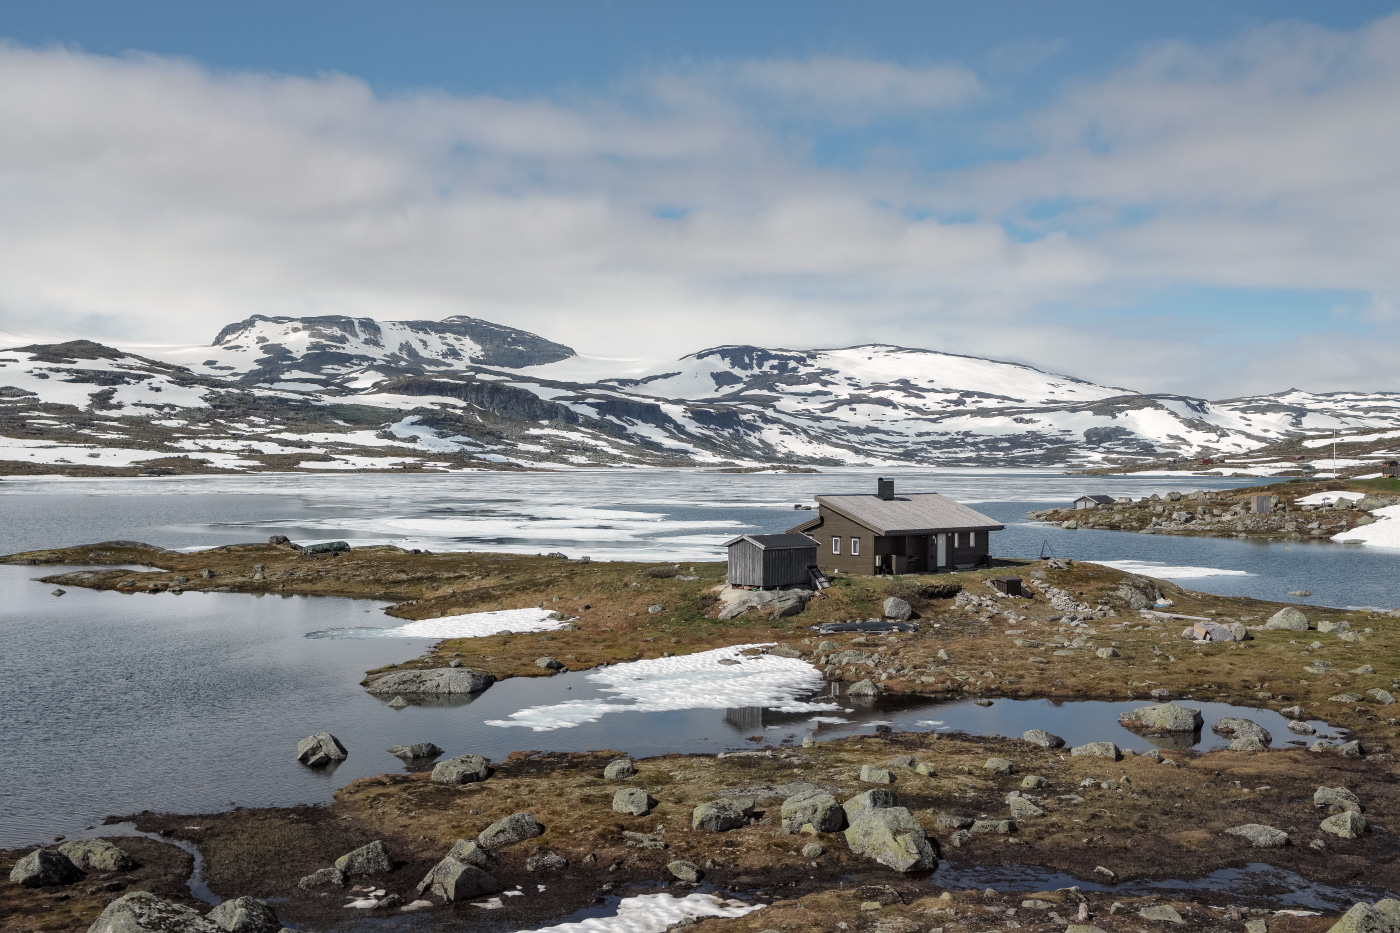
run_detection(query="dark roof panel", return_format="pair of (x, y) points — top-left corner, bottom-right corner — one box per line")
(723, 533), (820, 550)
(813, 493), (1004, 535)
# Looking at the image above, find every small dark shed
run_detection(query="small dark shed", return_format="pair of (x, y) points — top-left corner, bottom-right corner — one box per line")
(989, 576), (1024, 597)
(724, 534), (819, 588)
(1384, 460), (1400, 479)
(1072, 494), (1115, 510)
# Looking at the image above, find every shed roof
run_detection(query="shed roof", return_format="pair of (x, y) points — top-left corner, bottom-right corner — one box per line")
(813, 493), (1004, 536)
(722, 533), (820, 550)
(1075, 494), (1116, 504)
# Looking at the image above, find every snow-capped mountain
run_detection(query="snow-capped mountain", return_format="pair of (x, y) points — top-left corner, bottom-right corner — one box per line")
(3, 315), (1400, 475)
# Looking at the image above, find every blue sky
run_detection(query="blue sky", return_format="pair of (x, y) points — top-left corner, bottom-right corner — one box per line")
(2, 2), (1399, 395)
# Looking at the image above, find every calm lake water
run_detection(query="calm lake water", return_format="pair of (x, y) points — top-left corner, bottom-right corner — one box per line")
(0, 469), (1394, 847)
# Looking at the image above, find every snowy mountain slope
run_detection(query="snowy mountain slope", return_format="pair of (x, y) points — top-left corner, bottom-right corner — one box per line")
(6, 315), (1400, 474)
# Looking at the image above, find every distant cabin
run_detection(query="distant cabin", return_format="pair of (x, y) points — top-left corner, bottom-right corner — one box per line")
(788, 478), (1003, 575)
(1072, 494), (1116, 510)
(1385, 460), (1400, 479)
(724, 534), (820, 588)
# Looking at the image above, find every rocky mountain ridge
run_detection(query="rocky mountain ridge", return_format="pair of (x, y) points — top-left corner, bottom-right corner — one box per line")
(2, 314), (1399, 474)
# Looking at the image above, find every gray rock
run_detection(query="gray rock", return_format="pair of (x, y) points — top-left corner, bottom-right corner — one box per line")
(1023, 729), (1064, 749)
(525, 851), (568, 871)
(984, 757), (1015, 775)
(1368, 688), (1397, 705)
(1315, 786), (1363, 814)
(57, 839), (135, 872)
(207, 897), (280, 933)
(843, 789), (897, 822)
(295, 732), (347, 768)
(692, 800), (749, 832)
(365, 668), (495, 696)
(882, 597), (912, 621)
(612, 787), (656, 816)
(1021, 775), (1048, 789)
(9, 848), (82, 887)
(1225, 824), (1290, 848)
(1320, 811), (1369, 839)
(843, 806), (936, 872)
(780, 790), (845, 834)
(1338, 740), (1365, 757)
(535, 657), (563, 670)
(87, 892), (220, 933)
(387, 696), (409, 710)
(297, 867), (345, 889)
(335, 840), (391, 875)
(478, 812), (543, 848)
(1118, 703), (1202, 733)
(970, 819), (1016, 835)
(1071, 742), (1122, 760)
(1264, 607), (1310, 631)
(914, 762), (936, 776)
(935, 813), (974, 830)
(886, 755), (916, 768)
(1138, 905), (1184, 923)
(1096, 647), (1120, 659)
(604, 758), (637, 780)
(1214, 716), (1280, 745)
(416, 856), (501, 902)
(1288, 720), (1317, 735)
(1230, 736), (1269, 753)
(431, 754), (491, 785)
(848, 679), (879, 697)
(446, 839), (495, 867)
(800, 843), (824, 858)
(1356, 496), (1389, 511)
(668, 860), (702, 882)
(387, 742), (443, 761)
(1331, 693), (1364, 704)
(860, 765), (895, 784)
(647, 604), (664, 614)
(1009, 797), (1044, 819)
(1326, 899), (1400, 933)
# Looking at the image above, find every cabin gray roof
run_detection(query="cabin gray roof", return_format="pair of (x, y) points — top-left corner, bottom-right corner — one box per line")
(813, 493), (1004, 536)
(1075, 494), (1116, 504)
(722, 533), (820, 550)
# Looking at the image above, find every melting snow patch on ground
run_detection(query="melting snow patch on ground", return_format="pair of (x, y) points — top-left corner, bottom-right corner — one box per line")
(486, 644), (832, 731)
(305, 607), (566, 640)
(1333, 505), (1400, 549)
(519, 893), (761, 933)
(1097, 560), (1252, 579)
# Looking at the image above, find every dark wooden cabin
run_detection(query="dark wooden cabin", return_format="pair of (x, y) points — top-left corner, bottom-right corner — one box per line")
(1072, 494), (1115, 510)
(788, 478), (1004, 576)
(1384, 460), (1399, 479)
(724, 533), (820, 588)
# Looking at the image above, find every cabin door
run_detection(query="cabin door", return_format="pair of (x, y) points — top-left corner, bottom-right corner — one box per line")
(935, 534), (947, 569)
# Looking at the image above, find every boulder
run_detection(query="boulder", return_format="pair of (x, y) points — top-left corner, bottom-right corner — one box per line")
(335, 840), (391, 875)
(886, 755), (916, 768)
(1356, 496), (1389, 511)
(1326, 899), (1400, 933)
(478, 812), (543, 848)
(1021, 775), (1048, 789)
(365, 668), (495, 696)
(387, 742), (443, 761)
(715, 587), (812, 621)
(604, 758), (637, 780)
(1230, 736), (1269, 753)
(431, 754), (491, 785)
(1139, 905), (1184, 923)
(668, 860), (702, 883)
(801, 843), (824, 858)
(1213, 717), (1271, 745)
(1118, 704), (1202, 733)
(535, 657), (563, 670)
(1315, 786), (1363, 814)
(525, 851), (568, 871)
(612, 788), (656, 816)
(843, 789), (897, 822)
(1008, 797), (1044, 819)
(1264, 607), (1310, 631)
(1368, 689), (1397, 706)
(446, 839), (495, 867)
(1321, 811), (1369, 839)
(1096, 647), (1120, 659)
(387, 696), (409, 710)
(843, 807), (936, 872)
(860, 765), (895, 784)
(882, 597), (912, 621)
(297, 867), (345, 889)
(984, 757), (1015, 775)
(416, 856), (501, 902)
(9, 848), (82, 887)
(295, 733), (347, 768)
(1190, 621), (1245, 642)
(1071, 742), (1121, 760)
(87, 892), (220, 933)
(970, 819), (1016, 835)
(57, 839), (135, 872)
(780, 790), (846, 834)
(1225, 824), (1290, 848)
(692, 800), (750, 832)
(207, 897), (280, 933)
(848, 679), (879, 697)
(1022, 729), (1064, 749)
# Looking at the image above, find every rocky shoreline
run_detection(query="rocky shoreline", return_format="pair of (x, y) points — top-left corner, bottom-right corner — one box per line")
(4, 542), (1400, 932)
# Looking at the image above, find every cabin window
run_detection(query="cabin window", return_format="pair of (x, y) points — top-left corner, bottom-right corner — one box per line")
(969, 531), (976, 547)
(850, 537), (860, 556)
(831, 537), (841, 555)
(954, 532), (961, 548)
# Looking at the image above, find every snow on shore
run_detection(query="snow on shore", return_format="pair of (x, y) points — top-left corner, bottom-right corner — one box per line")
(1098, 560), (1251, 579)
(486, 643), (831, 731)
(519, 893), (761, 933)
(306, 607), (566, 640)
(1332, 505), (1400, 550)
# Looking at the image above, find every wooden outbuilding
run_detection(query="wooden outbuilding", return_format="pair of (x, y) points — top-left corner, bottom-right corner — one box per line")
(989, 576), (1024, 597)
(724, 533), (820, 588)
(1072, 494), (1115, 510)
(788, 478), (1003, 576)
(1384, 460), (1399, 479)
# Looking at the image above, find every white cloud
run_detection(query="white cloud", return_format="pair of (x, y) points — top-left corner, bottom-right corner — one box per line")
(0, 20), (1398, 398)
